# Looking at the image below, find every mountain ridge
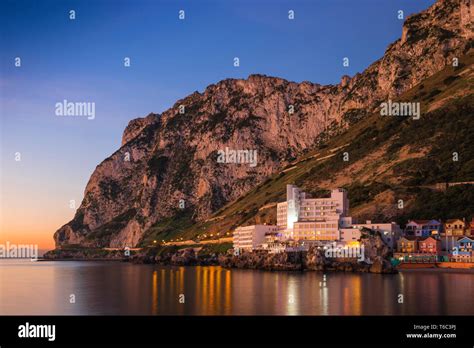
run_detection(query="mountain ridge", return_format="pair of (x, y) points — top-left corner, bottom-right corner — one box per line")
(54, 0), (473, 248)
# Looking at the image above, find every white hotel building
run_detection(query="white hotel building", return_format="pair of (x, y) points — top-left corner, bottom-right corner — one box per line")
(276, 185), (352, 241)
(233, 184), (400, 251)
(233, 225), (278, 250)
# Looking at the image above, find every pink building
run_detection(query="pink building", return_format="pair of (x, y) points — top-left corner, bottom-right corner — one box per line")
(418, 236), (441, 255)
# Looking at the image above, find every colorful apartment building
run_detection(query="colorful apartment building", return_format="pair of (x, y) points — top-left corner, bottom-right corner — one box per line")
(441, 219), (467, 252)
(397, 236), (441, 256)
(443, 219), (466, 236)
(455, 236), (474, 254)
(404, 220), (442, 237)
(418, 236), (441, 254)
(397, 236), (418, 253)
(450, 236), (474, 261)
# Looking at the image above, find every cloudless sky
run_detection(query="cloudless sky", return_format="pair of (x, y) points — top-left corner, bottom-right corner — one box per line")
(0, 0), (436, 249)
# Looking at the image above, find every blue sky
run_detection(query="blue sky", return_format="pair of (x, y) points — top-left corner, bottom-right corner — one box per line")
(0, 0), (435, 247)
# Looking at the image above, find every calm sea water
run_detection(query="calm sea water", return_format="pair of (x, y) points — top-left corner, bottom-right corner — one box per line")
(1, 259), (473, 315)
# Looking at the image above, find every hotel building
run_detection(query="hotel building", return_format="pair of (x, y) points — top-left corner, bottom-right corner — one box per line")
(232, 184), (402, 252)
(276, 185), (351, 242)
(233, 225), (278, 251)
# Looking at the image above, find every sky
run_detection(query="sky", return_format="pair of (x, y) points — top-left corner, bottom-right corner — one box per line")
(0, 0), (436, 249)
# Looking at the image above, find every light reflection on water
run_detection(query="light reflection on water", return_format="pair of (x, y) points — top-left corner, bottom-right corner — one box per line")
(0, 259), (473, 315)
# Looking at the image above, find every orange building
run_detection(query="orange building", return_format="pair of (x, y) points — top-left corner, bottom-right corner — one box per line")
(397, 236), (418, 253)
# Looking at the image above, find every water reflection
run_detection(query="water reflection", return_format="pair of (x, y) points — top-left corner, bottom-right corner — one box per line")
(1, 260), (473, 315)
(152, 270), (158, 315)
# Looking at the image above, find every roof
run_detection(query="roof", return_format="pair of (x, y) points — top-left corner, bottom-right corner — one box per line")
(401, 236), (419, 241)
(456, 236), (474, 243)
(444, 219), (465, 224)
(418, 236), (438, 242)
(407, 219), (442, 226)
(407, 220), (430, 225)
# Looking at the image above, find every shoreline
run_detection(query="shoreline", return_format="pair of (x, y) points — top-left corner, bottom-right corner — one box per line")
(37, 258), (127, 262)
(399, 267), (474, 273)
(23, 258), (474, 274)
(41, 228), (474, 274)
(397, 262), (474, 270)
(44, 229), (398, 274)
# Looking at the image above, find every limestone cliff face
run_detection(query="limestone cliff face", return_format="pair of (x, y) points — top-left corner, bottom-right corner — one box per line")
(54, 0), (473, 248)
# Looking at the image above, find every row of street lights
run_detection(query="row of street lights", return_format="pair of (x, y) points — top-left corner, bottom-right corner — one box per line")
(151, 231), (232, 245)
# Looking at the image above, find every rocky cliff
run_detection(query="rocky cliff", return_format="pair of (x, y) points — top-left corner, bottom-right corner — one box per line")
(54, 0), (473, 248)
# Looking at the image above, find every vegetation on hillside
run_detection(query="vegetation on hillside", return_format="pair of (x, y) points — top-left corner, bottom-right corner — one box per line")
(138, 52), (473, 243)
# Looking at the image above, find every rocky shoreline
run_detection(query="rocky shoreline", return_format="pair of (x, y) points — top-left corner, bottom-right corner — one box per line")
(42, 248), (127, 261)
(218, 249), (396, 274)
(44, 230), (397, 274)
(42, 247), (395, 274)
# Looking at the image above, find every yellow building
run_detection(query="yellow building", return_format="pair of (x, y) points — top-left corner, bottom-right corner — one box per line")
(443, 219), (466, 236)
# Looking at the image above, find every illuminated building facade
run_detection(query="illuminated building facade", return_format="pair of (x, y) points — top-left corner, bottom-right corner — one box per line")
(233, 225), (278, 250)
(277, 185), (350, 241)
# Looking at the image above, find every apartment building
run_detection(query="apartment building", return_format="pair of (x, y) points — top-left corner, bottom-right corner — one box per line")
(397, 236), (418, 254)
(443, 219), (466, 236)
(441, 219), (467, 252)
(418, 236), (441, 254)
(404, 219), (442, 237)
